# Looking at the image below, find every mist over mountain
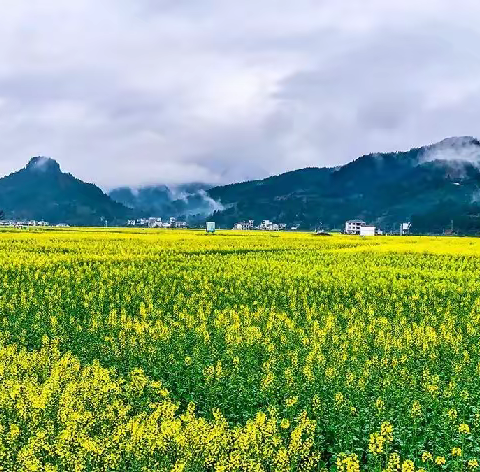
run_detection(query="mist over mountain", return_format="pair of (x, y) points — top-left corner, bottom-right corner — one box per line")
(0, 157), (130, 225)
(108, 183), (222, 220)
(206, 136), (480, 233)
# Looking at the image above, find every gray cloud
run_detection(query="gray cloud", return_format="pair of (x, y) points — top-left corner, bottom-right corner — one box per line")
(0, 1), (479, 188)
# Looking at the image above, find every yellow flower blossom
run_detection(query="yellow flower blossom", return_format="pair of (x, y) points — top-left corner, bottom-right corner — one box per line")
(376, 398), (385, 411)
(410, 401), (422, 418)
(459, 423), (470, 434)
(337, 453), (360, 472)
(468, 459), (479, 469)
(369, 432), (385, 455)
(422, 452), (433, 462)
(280, 418), (290, 429)
(285, 396), (298, 408)
(381, 422), (394, 442)
(447, 409), (458, 421)
(402, 459), (415, 472)
(451, 447), (462, 457)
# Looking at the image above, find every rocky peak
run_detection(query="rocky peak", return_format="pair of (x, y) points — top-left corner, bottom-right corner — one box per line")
(25, 156), (61, 173)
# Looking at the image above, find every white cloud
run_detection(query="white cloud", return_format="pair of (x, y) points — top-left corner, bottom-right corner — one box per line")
(0, 0), (479, 188)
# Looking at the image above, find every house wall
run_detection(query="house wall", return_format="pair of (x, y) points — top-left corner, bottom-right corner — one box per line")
(360, 226), (376, 236)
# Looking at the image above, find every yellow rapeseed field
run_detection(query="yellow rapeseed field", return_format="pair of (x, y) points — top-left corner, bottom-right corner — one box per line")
(0, 228), (479, 471)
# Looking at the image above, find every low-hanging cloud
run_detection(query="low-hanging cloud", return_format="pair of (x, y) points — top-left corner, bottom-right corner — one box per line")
(421, 137), (480, 166)
(419, 137), (480, 181)
(0, 1), (480, 189)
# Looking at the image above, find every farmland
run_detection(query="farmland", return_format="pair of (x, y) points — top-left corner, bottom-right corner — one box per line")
(0, 229), (479, 471)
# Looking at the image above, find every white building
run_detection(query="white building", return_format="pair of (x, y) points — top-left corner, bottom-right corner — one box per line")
(360, 225), (376, 236)
(259, 220), (272, 230)
(234, 220), (255, 230)
(345, 220), (365, 235)
(148, 217), (162, 228)
(400, 222), (411, 236)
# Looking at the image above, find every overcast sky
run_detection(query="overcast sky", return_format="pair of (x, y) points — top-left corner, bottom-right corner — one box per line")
(0, 1), (480, 189)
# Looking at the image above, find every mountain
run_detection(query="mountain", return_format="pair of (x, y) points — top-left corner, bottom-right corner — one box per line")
(206, 136), (480, 233)
(0, 157), (130, 225)
(108, 183), (220, 221)
(6, 136), (480, 231)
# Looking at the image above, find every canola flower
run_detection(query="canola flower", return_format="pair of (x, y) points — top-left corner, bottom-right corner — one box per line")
(381, 422), (394, 442)
(285, 396), (299, 408)
(459, 423), (470, 434)
(369, 432), (386, 455)
(469, 459), (479, 469)
(422, 451), (433, 462)
(280, 418), (290, 429)
(447, 409), (458, 421)
(0, 229), (476, 470)
(337, 453), (360, 472)
(410, 401), (422, 418)
(401, 459), (415, 472)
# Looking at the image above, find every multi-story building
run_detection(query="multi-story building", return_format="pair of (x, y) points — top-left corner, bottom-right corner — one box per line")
(148, 217), (162, 228)
(345, 220), (366, 235)
(234, 220), (255, 230)
(400, 222), (411, 236)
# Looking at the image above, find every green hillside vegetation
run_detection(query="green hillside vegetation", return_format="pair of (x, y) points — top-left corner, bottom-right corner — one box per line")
(207, 137), (480, 234)
(0, 157), (130, 225)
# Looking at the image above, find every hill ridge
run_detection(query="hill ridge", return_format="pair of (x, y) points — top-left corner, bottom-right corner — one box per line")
(0, 157), (130, 225)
